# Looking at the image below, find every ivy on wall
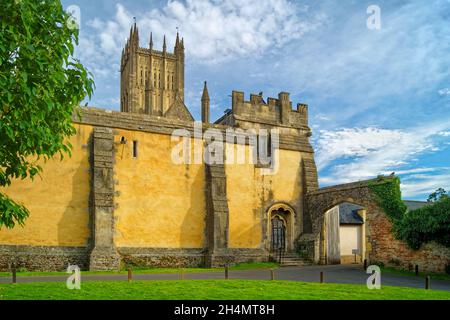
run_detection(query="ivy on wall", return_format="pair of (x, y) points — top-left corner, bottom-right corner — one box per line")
(369, 176), (407, 221)
(369, 176), (450, 250)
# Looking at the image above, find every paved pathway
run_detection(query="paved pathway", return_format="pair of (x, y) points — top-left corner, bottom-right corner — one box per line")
(1, 264), (450, 291)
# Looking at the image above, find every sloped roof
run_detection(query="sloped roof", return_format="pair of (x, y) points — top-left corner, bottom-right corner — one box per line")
(164, 94), (194, 122)
(337, 201), (429, 225)
(339, 203), (364, 225)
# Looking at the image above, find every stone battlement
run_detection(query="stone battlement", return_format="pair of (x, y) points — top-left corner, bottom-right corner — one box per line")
(227, 91), (309, 129)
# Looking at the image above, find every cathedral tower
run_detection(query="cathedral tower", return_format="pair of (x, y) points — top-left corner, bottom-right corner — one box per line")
(120, 24), (191, 120)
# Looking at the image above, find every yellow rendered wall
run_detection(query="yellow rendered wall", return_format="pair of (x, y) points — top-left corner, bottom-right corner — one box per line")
(114, 130), (206, 248)
(226, 145), (303, 248)
(0, 124), (92, 247)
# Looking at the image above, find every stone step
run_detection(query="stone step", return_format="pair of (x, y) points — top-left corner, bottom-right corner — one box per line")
(281, 262), (307, 267)
(282, 259), (304, 263)
(278, 253), (310, 267)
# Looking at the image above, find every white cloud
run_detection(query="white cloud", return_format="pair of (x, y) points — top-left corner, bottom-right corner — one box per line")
(81, 1), (323, 65)
(438, 88), (450, 96)
(314, 114), (331, 121)
(401, 170), (450, 199)
(316, 121), (450, 188)
(438, 131), (450, 137)
(315, 127), (416, 171)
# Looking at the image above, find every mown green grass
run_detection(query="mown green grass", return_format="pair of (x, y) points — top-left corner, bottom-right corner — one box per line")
(382, 267), (450, 281)
(0, 262), (279, 278)
(0, 280), (449, 300)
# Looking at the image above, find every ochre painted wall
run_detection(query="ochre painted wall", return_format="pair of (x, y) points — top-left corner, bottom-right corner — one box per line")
(340, 225), (362, 256)
(226, 145), (303, 248)
(0, 124), (92, 247)
(113, 130), (206, 248)
(0, 124), (305, 252)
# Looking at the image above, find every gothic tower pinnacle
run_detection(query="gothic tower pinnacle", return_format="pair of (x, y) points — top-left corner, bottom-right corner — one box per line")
(201, 81), (210, 123)
(149, 32), (153, 50)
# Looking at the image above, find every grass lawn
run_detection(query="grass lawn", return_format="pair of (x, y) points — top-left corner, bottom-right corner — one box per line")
(0, 280), (449, 300)
(0, 262), (278, 278)
(382, 267), (450, 281)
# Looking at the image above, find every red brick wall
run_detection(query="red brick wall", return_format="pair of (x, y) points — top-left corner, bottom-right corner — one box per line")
(367, 211), (450, 273)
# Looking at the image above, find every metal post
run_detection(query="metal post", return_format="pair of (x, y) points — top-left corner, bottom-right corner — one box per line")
(12, 263), (17, 284)
(425, 276), (430, 290)
(415, 265), (419, 276)
(363, 259), (368, 270)
(225, 265), (229, 280)
(320, 271), (324, 283)
(270, 269), (275, 281)
(127, 268), (132, 282)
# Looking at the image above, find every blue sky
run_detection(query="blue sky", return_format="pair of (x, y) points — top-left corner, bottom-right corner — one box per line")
(61, 0), (450, 200)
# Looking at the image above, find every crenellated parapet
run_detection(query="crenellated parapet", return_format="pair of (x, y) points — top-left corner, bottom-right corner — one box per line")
(216, 91), (310, 130)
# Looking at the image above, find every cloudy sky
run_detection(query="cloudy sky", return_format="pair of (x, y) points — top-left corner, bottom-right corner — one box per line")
(61, 0), (450, 200)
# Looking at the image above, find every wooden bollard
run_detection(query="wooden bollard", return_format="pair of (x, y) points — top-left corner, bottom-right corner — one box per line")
(415, 265), (419, 276)
(127, 268), (132, 282)
(363, 259), (368, 270)
(425, 276), (430, 290)
(11, 264), (17, 284)
(270, 269), (275, 281)
(320, 271), (324, 283)
(225, 266), (229, 280)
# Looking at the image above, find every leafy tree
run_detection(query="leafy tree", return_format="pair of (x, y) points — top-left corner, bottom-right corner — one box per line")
(0, 0), (94, 228)
(394, 197), (450, 250)
(427, 188), (448, 203)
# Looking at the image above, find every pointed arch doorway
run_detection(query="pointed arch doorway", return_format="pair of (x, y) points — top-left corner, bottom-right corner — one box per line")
(267, 204), (295, 254)
(271, 215), (286, 252)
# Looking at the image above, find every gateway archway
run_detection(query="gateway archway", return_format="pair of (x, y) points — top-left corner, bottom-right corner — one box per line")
(324, 202), (365, 265)
(304, 177), (393, 264)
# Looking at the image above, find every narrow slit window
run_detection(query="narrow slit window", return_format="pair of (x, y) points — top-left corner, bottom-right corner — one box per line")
(133, 141), (138, 158)
(267, 133), (272, 158)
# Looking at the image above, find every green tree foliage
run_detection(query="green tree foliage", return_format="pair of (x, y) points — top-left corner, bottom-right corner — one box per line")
(393, 197), (450, 250)
(0, 0), (94, 228)
(427, 188), (448, 203)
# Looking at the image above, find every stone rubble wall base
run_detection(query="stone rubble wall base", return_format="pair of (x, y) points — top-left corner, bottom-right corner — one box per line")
(118, 248), (206, 269)
(0, 246), (89, 272)
(0, 245), (269, 271)
(205, 249), (268, 268)
(89, 247), (121, 271)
